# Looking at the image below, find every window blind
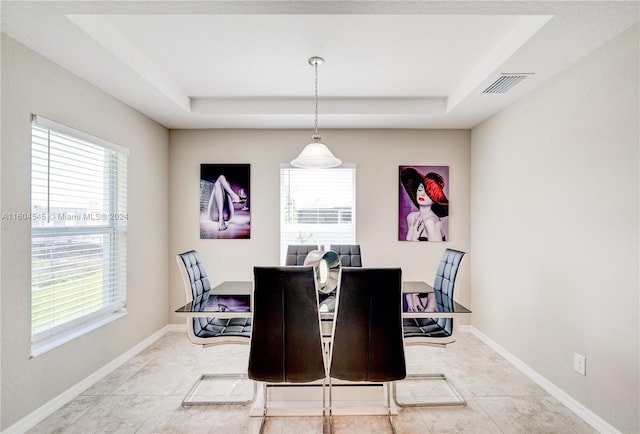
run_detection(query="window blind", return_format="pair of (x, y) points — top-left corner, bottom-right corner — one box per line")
(280, 165), (356, 264)
(31, 115), (128, 354)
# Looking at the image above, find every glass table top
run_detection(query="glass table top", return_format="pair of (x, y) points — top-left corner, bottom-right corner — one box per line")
(174, 280), (471, 318)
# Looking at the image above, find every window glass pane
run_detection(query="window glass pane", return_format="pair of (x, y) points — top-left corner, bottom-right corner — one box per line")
(280, 166), (356, 263)
(30, 117), (127, 353)
(32, 232), (116, 334)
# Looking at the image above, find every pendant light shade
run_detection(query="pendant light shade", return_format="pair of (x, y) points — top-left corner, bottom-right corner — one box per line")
(291, 57), (341, 169)
(291, 136), (341, 168)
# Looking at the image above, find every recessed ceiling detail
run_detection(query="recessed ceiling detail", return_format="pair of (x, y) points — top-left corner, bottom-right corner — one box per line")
(1, 1), (637, 129)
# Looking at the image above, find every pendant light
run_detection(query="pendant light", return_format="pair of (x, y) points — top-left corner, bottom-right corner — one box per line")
(291, 56), (342, 168)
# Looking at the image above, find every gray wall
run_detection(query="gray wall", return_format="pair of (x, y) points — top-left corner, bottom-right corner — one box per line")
(0, 34), (170, 429)
(168, 129), (472, 323)
(470, 24), (639, 433)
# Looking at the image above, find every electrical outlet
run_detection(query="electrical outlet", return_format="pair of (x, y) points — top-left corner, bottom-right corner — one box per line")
(574, 353), (586, 376)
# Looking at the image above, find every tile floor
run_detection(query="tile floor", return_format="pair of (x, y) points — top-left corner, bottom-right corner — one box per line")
(28, 331), (597, 433)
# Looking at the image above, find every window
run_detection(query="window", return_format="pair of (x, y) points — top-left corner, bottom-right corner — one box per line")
(30, 115), (128, 355)
(280, 165), (356, 264)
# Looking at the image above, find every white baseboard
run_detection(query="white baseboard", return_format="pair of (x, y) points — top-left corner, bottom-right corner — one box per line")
(3, 325), (175, 434)
(467, 326), (620, 434)
(165, 323), (185, 333)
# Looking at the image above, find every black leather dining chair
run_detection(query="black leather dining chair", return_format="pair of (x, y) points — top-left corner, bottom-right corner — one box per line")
(329, 267), (405, 433)
(249, 266), (327, 434)
(394, 248), (467, 407)
(329, 244), (362, 267)
(176, 250), (254, 406)
(285, 244), (319, 265)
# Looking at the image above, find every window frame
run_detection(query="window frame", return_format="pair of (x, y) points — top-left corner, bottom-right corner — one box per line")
(30, 115), (128, 356)
(279, 164), (356, 264)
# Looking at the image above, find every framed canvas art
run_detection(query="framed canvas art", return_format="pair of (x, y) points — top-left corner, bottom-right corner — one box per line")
(200, 164), (250, 239)
(399, 165), (449, 242)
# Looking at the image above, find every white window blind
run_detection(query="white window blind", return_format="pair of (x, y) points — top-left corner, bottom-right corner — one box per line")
(31, 115), (128, 355)
(280, 165), (356, 264)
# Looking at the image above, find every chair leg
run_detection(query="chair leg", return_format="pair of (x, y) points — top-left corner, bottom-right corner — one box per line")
(322, 377), (329, 434)
(257, 381), (328, 434)
(328, 376), (334, 434)
(327, 380), (394, 433)
(386, 383), (398, 434)
(182, 373), (256, 407)
(392, 373), (466, 407)
(258, 383), (268, 434)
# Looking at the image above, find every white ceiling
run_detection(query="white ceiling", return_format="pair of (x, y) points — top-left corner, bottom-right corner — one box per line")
(1, 1), (638, 130)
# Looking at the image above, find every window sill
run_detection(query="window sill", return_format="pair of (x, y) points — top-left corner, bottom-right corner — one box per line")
(30, 310), (127, 358)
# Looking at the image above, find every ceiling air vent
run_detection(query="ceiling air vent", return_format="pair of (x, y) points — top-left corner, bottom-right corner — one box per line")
(482, 73), (533, 94)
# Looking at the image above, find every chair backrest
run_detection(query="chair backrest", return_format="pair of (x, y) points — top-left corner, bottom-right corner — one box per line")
(249, 266), (326, 383)
(176, 250), (211, 343)
(176, 250), (210, 306)
(433, 249), (466, 335)
(330, 268), (406, 382)
(176, 250), (251, 344)
(285, 245), (318, 265)
(329, 244), (362, 267)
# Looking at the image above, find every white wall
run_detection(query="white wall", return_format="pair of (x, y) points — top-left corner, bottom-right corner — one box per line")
(0, 34), (170, 429)
(471, 24), (639, 433)
(168, 129), (471, 322)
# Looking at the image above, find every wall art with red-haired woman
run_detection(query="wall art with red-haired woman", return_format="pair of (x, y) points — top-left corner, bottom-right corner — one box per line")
(399, 165), (449, 242)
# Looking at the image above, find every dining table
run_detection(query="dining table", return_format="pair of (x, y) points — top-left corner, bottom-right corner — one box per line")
(174, 280), (251, 318)
(174, 279), (471, 319)
(174, 277), (472, 417)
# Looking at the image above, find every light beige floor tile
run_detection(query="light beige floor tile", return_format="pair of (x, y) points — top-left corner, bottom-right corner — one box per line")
(112, 364), (197, 396)
(330, 415), (357, 433)
(181, 373), (255, 403)
(65, 395), (164, 433)
(455, 331), (485, 346)
(124, 333), (192, 366)
(540, 396), (599, 434)
(256, 415), (285, 434)
(81, 364), (146, 396)
(438, 341), (511, 368)
(281, 415), (324, 433)
(26, 331), (595, 434)
(353, 415), (392, 433)
(204, 405), (261, 434)
(394, 376), (465, 405)
(417, 398), (503, 434)
(449, 365), (548, 397)
(394, 407), (428, 434)
(135, 395), (216, 433)
(477, 396), (587, 433)
(26, 395), (104, 434)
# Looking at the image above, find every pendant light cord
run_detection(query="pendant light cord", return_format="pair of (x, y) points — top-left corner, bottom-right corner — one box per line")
(291, 56), (341, 168)
(313, 61), (319, 137)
